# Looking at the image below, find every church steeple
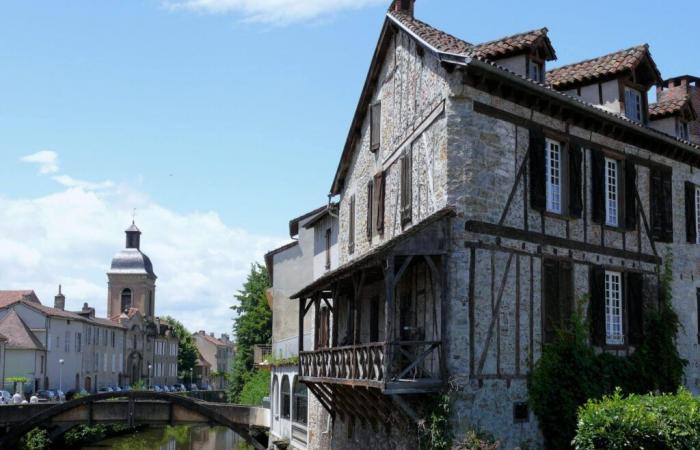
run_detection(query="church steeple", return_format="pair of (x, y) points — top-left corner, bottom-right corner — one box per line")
(125, 222), (141, 249)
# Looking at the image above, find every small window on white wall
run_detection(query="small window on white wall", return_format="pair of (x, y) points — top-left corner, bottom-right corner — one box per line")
(605, 271), (623, 345)
(605, 157), (619, 226)
(545, 138), (562, 213)
(677, 120), (690, 140)
(528, 60), (543, 83)
(624, 87), (643, 122)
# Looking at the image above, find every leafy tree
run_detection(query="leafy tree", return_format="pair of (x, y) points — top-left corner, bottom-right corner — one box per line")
(163, 316), (198, 377)
(238, 369), (271, 406)
(228, 263), (272, 402)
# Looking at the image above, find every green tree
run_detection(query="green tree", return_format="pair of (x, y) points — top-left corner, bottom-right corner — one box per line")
(228, 263), (271, 402)
(163, 316), (198, 377)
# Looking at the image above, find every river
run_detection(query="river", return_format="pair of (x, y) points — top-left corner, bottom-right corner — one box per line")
(80, 425), (250, 450)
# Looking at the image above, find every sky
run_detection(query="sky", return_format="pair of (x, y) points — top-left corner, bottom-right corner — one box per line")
(0, 0), (698, 336)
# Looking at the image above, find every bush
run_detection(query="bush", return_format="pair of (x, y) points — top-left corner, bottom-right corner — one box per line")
(238, 369), (270, 406)
(574, 388), (700, 450)
(20, 428), (50, 450)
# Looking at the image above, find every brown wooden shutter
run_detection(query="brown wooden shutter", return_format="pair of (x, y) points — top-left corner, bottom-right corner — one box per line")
(400, 149), (413, 225)
(589, 266), (606, 346)
(662, 171), (673, 241)
(568, 144), (583, 218)
(559, 260), (573, 327)
(370, 102), (381, 152)
(348, 195), (355, 254)
(686, 182), (697, 244)
(651, 167), (674, 242)
(375, 172), (385, 235)
(366, 180), (374, 239)
(590, 149), (605, 224)
(624, 159), (637, 230)
(626, 272), (644, 346)
(543, 259), (560, 344)
(529, 128), (546, 211)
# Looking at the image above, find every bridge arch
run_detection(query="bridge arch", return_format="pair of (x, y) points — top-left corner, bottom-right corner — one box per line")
(0, 391), (265, 450)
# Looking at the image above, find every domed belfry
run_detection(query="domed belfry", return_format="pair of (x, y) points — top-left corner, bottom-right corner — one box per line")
(107, 222), (157, 319)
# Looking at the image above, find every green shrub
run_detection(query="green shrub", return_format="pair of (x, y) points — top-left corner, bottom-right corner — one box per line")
(20, 428), (50, 450)
(453, 430), (501, 450)
(418, 394), (452, 450)
(237, 369), (270, 406)
(574, 388), (700, 450)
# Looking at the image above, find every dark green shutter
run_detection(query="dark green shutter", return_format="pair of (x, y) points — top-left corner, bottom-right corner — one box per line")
(626, 272), (644, 346)
(624, 160), (637, 230)
(529, 128), (546, 211)
(568, 144), (583, 218)
(662, 172), (673, 241)
(543, 259), (560, 344)
(590, 266), (606, 346)
(590, 149), (605, 224)
(686, 182), (697, 244)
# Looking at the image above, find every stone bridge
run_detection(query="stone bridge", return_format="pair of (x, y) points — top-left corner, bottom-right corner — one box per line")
(0, 391), (270, 449)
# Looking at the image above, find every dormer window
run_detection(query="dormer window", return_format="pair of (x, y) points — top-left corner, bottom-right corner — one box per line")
(677, 120), (690, 140)
(624, 87), (643, 122)
(528, 60), (544, 83)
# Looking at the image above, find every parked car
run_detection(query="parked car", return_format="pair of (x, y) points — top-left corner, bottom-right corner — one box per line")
(36, 390), (56, 402)
(175, 384), (187, 392)
(0, 391), (12, 404)
(152, 385), (163, 392)
(56, 390), (65, 401)
(97, 387), (113, 393)
(162, 385), (171, 393)
(120, 385), (131, 392)
(111, 386), (121, 392)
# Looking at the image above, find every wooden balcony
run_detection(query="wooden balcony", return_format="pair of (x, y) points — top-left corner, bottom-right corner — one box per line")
(299, 340), (443, 394)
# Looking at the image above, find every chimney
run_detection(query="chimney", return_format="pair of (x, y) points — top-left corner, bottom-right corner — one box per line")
(391, 0), (415, 17)
(199, 330), (206, 336)
(54, 285), (65, 310)
(81, 302), (96, 318)
(221, 334), (229, 342)
(209, 332), (215, 338)
(658, 76), (700, 145)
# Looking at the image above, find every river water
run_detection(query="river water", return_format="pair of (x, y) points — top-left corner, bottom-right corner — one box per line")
(81, 425), (249, 450)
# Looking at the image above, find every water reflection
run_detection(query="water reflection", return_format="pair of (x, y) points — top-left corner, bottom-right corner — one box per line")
(82, 425), (246, 450)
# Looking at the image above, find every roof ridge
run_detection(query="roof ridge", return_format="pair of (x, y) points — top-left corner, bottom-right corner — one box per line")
(547, 44), (649, 74)
(473, 27), (548, 48)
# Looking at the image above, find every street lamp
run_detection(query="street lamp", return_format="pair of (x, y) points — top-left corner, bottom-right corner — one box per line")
(58, 359), (64, 395)
(148, 364), (152, 390)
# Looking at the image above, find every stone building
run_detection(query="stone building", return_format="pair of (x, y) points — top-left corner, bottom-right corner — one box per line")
(264, 205), (338, 450)
(285, 1), (700, 448)
(192, 330), (236, 389)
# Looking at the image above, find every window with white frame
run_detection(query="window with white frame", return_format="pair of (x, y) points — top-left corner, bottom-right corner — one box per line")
(624, 87), (643, 122)
(528, 60), (544, 83)
(545, 138), (562, 213)
(605, 271), (624, 345)
(605, 157), (619, 226)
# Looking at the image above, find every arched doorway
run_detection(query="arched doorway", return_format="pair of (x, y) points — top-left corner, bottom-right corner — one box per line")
(84, 376), (91, 392)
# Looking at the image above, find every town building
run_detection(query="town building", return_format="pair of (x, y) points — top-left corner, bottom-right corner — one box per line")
(192, 330), (236, 389)
(264, 204), (338, 450)
(282, 1), (700, 448)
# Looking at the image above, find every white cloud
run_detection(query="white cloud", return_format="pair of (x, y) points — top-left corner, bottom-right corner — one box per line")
(52, 175), (115, 191)
(20, 150), (59, 174)
(0, 175), (285, 337)
(163, 0), (387, 25)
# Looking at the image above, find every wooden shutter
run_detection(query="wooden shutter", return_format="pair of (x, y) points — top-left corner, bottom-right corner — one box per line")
(366, 180), (374, 239)
(626, 272), (644, 346)
(375, 172), (385, 235)
(348, 195), (356, 254)
(662, 171), (673, 241)
(696, 289), (700, 345)
(370, 102), (381, 152)
(400, 149), (413, 225)
(686, 182), (697, 243)
(589, 266), (606, 346)
(624, 159), (637, 230)
(569, 143), (583, 218)
(651, 167), (673, 242)
(590, 149), (605, 224)
(559, 260), (573, 328)
(543, 259), (560, 344)
(529, 128), (546, 211)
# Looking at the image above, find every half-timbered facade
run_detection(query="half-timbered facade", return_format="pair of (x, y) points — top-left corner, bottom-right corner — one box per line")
(290, 1), (700, 448)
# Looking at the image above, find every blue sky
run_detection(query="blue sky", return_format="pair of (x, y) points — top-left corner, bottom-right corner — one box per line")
(0, 0), (697, 334)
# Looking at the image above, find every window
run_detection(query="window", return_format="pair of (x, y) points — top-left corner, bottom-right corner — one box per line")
(624, 87), (643, 122)
(366, 179), (374, 240)
(48, 335), (52, 351)
(543, 259), (573, 344)
(76, 333), (81, 353)
(528, 60), (543, 83)
(292, 379), (308, 425)
(325, 229), (331, 270)
(373, 171), (386, 235)
(281, 376), (291, 419)
(650, 166), (673, 242)
(40, 355), (44, 374)
(348, 195), (356, 254)
(121, 288), (132, 313)
(400, 148), (413, 225)
(272, 376), (279, 418)
(370, 102), (381, 152)
(87, 327), (91, 345)
(677, 120), (690, 140)
(148, 291), (154, 316)
(103, 353), (108, 372)
(65, 331), (70, 352)
(545, 138), (562, 213)
(605, 271), (624, 345)
(605, 157), (619, 226)
(56, 336), (60, 351)
(111, 331), (115, 348)
(112, 354), (116, 372)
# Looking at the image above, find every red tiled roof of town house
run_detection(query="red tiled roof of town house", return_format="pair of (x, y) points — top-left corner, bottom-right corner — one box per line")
(649, 95), (697, 120)
(0, 290), (39, 307)
(0, 309), (44, 350)
(471, 28), (556, 61)
(389, 10), (473, 55)
(546, 44), (662, 89)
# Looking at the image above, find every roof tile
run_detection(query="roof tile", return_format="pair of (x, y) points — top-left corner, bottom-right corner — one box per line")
(649, 95), (694, 120)
(0, 309), (44, 350)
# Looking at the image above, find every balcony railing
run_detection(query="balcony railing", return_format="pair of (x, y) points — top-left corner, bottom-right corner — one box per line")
(299, 341), (442, 393)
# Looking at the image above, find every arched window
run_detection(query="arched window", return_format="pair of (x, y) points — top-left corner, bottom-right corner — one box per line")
(281, 375), (291, 419)
(121, 288), (132, 312)
(272, 376), (279, 419)
(292, 377), (308, 425)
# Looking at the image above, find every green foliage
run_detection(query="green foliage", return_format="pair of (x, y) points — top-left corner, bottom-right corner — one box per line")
(20, 428), (50, 450)
(574, 388), (700, 450)
(266, 354), (299, 367)
(453, 430), (501, 450)
(64, 424), (134, 447)
(528, 255), (687, 449)
(163, 315), (198, 376)
(228, 263), (271, 402)
(235, 443), (256, 450)
(7, 376), (28, 383)
(238, 369), (271, 406)
(419, 394), (453, 450)
(130, 379), (146, 391)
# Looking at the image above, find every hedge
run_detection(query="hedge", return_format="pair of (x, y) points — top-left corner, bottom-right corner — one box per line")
(574, 388), (700, 450)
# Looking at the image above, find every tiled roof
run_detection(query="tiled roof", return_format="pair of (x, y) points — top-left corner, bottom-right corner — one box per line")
(546, 45), (658, 89)
(196, 332), (234, 348)
(472, 28), (555, 60)
(649, 95), (694, 119)
(0, 309), (44, 350)
(389, 10), (473, 55)
(0, 290), (38, 307)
